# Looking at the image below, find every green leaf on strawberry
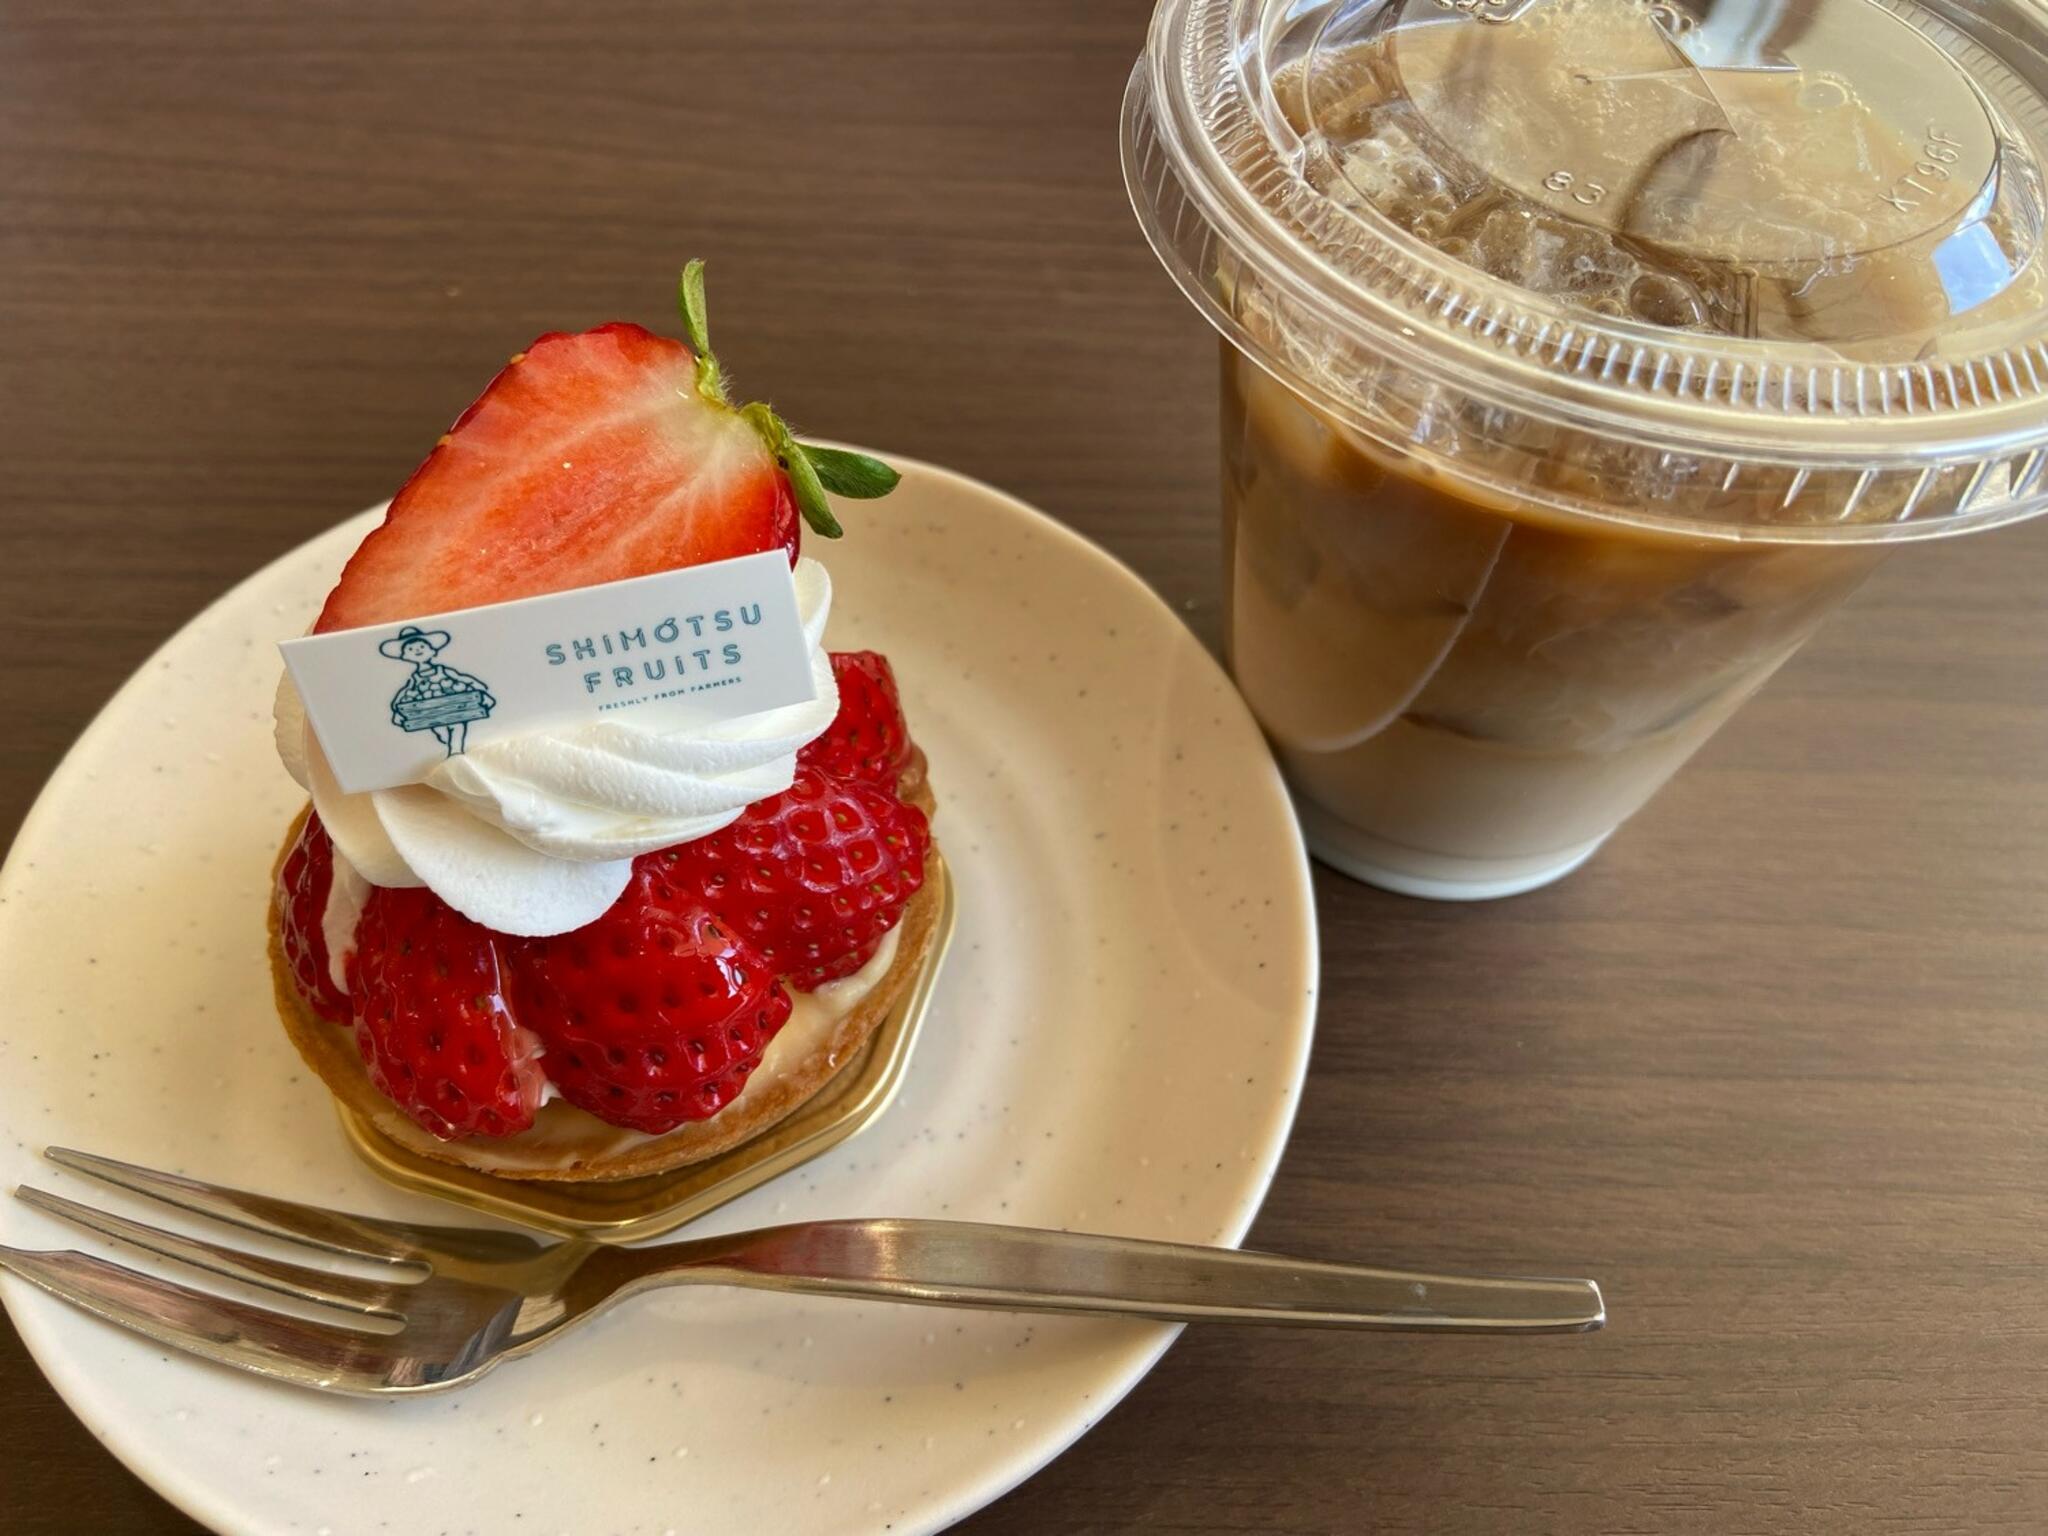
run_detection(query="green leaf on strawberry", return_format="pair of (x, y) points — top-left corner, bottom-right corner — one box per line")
(800, 444), (901, 500)
(680, 258), (896, 540)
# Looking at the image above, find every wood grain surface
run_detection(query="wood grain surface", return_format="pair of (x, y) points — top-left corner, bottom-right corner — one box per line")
(3, 3), (2046, 1531)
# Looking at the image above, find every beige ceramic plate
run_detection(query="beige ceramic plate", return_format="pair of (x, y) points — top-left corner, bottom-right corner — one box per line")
(0, 455), (1318, 1536)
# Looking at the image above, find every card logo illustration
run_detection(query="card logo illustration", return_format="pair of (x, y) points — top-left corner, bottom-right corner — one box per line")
(379, 625), (497, 758)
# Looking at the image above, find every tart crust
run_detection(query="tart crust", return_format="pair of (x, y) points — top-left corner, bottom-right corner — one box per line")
(267, 761), (938, 1183)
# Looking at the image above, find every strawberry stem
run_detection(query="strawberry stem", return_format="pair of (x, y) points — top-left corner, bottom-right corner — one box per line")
(678, 259), (727, 406)
(677, 259), (900, 540)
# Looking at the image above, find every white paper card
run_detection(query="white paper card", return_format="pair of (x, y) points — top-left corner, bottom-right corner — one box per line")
(281, 552), (815, 795)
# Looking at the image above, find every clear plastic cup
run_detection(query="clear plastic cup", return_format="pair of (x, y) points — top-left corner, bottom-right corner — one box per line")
(1123, 0), (2048, 898)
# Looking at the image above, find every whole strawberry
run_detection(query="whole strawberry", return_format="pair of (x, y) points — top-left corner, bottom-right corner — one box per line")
(277, 812), (349, 1025)
(657, 765), (931, 991)
(508, 866), (793, 1133)
(348, 887), (544, 1141)
(799, 651), (915, 790)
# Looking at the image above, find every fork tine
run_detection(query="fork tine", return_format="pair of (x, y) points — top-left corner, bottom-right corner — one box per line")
(45, 1147), (552, 1266)
(0, 1244), (398, 1394)
(15, 1186), (408, 1318)
(45, 1148), (422, 1264)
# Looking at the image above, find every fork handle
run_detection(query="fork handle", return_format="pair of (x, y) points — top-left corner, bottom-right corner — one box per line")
(621, 1219), (1603, 1333)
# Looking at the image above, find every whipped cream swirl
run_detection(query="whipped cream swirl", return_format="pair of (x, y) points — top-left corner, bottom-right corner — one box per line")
(275, 558), (840, 937)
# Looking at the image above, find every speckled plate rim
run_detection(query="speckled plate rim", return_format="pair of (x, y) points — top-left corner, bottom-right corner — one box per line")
(0, 450), (1319, 1536)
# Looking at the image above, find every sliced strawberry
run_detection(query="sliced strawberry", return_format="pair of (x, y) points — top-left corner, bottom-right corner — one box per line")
(348, 887), (544, 1141)
(507, 866), (792, 1134)
(314, 263), (906, 634)
(657, 765), (931, 992)
(277, 811), (349, 1024)
(316, 323), (798, 632)
(798, 651), (915, 790)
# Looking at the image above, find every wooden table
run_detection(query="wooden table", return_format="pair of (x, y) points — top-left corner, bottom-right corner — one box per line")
(4, 3), (2045, 1531)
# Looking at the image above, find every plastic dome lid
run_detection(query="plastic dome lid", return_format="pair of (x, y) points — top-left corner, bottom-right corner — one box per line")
(1123, 0), (2048, 540)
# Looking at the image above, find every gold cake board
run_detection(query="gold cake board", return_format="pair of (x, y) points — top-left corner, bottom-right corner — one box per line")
(337, 856), (954, 1244)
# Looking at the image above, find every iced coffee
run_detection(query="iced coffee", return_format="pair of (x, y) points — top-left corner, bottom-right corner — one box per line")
(1222, 350), (1885, 890)
(1127, 0), (2048, 895)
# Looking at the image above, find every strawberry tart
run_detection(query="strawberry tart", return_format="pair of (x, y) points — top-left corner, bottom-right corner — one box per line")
(267, 265), (939, 1181)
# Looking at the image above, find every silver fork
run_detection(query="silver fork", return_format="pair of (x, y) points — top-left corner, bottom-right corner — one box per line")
(1, 1147), (1604, 1395)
